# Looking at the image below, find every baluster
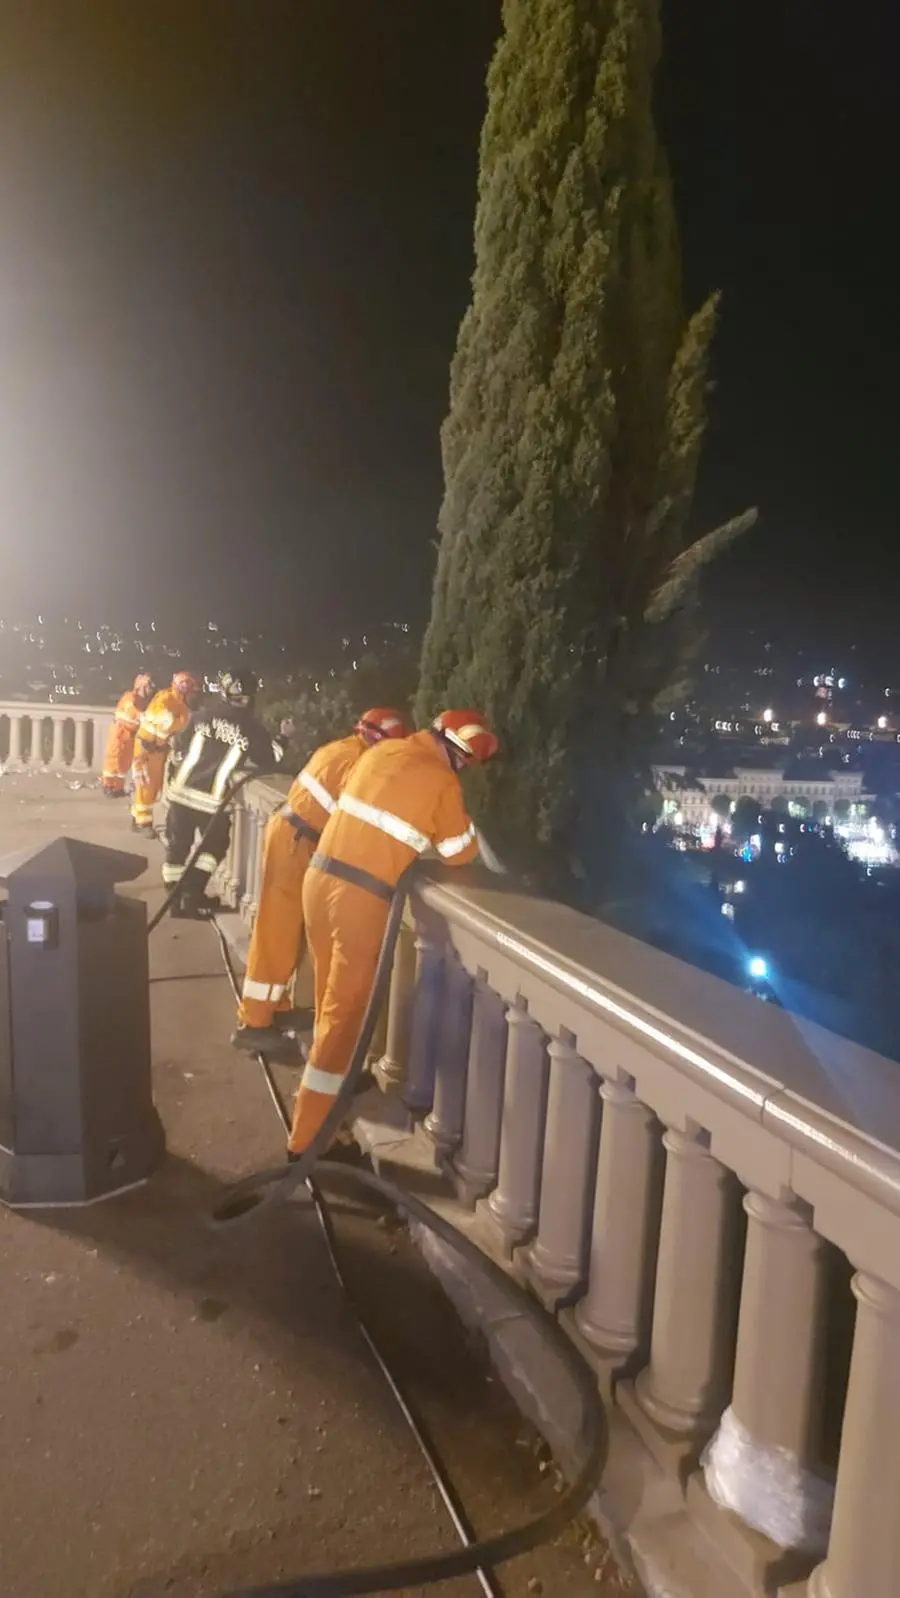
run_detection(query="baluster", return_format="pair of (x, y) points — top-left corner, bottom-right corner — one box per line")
(633, 1127), (741, 1439)
(89, 713), (113, 770)
(373, 922), (416, 1092)
(241, 806), (262, 922)
(6, 713), (25, 769)
(72, 718), (89, 770)
(424, 955), (474, 1157)
(28, 716), (45, 766)
(702, 1194), (833, 1555)
(480, 1001), (549, 1256)
(50, 716), (67, 770)
(219, 798), (238, 906)
(452, 977), (508, 1208)
(229, 800), (248, 907)
(807, 1274), (900, 1598)
(574, 1080), (661, 1366)
(402, 931), (445, 1115)
(526, 1036), (600, 1306)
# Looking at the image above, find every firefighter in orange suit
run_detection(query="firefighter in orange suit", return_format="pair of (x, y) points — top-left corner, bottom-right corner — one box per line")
(232, 707), (411, 1053)
(102, 674), (155, 797)
(287, 710), (499, 1159)
(131, 670), (202, 833)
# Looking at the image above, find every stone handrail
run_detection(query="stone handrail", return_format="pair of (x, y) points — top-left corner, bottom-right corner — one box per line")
(0, 701), (114, 774)
(222, 776), (900, 1598)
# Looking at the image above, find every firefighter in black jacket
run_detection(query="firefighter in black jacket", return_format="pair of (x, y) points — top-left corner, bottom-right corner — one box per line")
(163, 668), (291, 918)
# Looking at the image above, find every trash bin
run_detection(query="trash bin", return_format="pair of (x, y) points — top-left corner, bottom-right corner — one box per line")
(0, 836), (165, 1206)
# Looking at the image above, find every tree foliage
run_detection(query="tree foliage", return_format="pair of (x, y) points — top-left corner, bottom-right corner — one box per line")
(259, 639), (420, 767)
(416, 0), (756, 887)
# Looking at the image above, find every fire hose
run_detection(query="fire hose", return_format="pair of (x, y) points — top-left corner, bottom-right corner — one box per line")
(147, 781), (608, 1596)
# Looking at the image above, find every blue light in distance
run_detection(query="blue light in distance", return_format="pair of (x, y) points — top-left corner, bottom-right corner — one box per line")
(748, 956), (769, 981)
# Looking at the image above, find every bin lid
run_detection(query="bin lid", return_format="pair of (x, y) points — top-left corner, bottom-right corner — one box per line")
(0, 836), (147, 891)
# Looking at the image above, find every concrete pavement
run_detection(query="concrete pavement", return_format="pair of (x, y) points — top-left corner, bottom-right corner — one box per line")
(0, 775), (630, 1598)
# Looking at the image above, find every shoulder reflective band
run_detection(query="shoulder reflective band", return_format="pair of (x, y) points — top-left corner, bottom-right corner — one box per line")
(170, 728), (206, 792)
(298, 768), (337, 813)
(211, 741), (243, 800)
(436, 822), (477, 859)
(337, 792), (431, 853)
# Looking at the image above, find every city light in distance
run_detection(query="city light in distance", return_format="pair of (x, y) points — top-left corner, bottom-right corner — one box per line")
(762, 707), (774, 723)
(748, 956), (769, 981)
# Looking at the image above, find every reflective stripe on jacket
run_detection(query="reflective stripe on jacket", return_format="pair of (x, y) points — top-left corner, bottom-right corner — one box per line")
(285, 733), (367, 834)
(136, 686), (190, 750)
(113, 690), (142, 732)
(312, 729), (479, 890)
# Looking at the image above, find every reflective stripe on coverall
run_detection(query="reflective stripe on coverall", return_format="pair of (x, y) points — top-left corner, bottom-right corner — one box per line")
(102, 691), (142, 794)
(130, 687), (191, 827)
(238, 733), (367, 1029)
(288, 730), (479, 1154)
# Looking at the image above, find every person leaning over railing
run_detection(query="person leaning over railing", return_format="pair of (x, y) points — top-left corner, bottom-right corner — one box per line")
(286, 709), (499, 1163)
(231, 707), (411, 1053)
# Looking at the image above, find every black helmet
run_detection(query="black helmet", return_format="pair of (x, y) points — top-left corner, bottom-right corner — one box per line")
(218, 668), (260, 708)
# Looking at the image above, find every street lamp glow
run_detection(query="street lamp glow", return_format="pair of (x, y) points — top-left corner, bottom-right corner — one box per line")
(816, 711), (827, 727)
(762, 707), (774, 724)
(878, 715), (888, 730)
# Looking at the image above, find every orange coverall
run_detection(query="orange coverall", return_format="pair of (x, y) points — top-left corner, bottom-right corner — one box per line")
(237, 732), (369, 1030)
(131, 687), (191, 829)
(288, 730), (479, 1154)
(102, 690), (142, 795)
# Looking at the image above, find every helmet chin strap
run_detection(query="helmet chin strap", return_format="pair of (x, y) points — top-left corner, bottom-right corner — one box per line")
(432, 730), (469, 773)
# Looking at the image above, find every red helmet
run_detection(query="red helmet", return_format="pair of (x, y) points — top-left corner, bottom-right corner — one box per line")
(433, 709), (499, 763)
(132, 673), (154, 698)
(172, 671), (202, 701)
(355, 706), (411, 743)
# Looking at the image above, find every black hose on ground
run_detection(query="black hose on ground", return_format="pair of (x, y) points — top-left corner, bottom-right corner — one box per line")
(207, 876), (609, 1598)
(229, 1168), (607, 1598)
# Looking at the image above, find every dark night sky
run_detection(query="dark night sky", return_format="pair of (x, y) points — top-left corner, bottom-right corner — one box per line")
(2, 3), (896, 661)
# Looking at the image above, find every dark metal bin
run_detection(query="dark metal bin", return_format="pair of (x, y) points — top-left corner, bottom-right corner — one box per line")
(0, 837), (164, 1206)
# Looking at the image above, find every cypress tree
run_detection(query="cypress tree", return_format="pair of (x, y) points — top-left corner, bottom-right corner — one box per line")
(417, 0), (756, 885)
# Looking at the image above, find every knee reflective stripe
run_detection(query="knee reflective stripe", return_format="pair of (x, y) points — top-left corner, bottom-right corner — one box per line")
(162, 864), (186, 884)
(195, 852), (220, 876)
(241, 978), (286, 1002)
(300, 1063), (345, 1097)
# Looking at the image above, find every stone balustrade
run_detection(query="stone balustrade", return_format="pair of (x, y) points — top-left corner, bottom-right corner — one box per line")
(222, 776), (900, 1598)
(0, 702), (114, 774)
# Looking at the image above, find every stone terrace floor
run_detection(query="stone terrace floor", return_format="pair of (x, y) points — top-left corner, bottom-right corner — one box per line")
(0, 773), (633, 1598)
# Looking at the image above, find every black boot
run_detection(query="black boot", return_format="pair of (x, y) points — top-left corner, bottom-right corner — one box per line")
(273, 1007), (315, 1034)
(231, 1025), (305, 1055)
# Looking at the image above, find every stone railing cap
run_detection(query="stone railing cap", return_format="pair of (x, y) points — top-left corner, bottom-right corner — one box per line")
(415, 875), (900, 1172)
